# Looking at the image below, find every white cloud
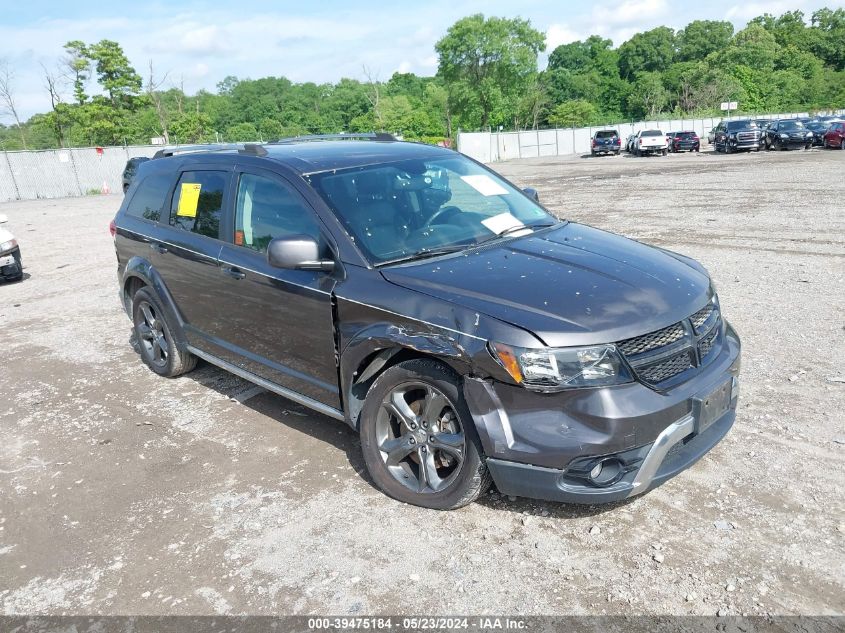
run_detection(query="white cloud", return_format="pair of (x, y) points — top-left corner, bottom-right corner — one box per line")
(725, 1), (802, 21)
(545, 24), (581, 50)
(592, 0), (668, 26)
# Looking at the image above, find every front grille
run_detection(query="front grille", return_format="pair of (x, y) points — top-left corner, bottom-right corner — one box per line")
(637, 351), (694, 383)
(737, 131), (758, 142)
(615, 300), (722, 388)
(617, 323), (685, 356)
(691, 304), (714, 332)
(698, 326), (718, 358)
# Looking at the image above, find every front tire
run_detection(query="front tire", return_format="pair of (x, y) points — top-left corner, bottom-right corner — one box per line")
(359, 359), (491, 509)
(132, 287), (196, 377)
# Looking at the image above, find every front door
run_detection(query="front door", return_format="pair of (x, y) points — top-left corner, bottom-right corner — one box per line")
(213, 167), (341, 409)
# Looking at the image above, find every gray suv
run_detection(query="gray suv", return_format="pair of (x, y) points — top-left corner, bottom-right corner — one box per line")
(112, 135), (741, 509)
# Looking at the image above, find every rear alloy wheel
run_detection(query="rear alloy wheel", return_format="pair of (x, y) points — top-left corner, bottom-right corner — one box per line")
(360, 359), (490, 509)
(132, 287), (196, 377)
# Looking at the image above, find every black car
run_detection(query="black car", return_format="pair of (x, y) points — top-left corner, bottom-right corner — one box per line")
(712, 120), (763, 153)
(667, 131), (700, 153)
(763, 119), (813, 150)
(805, 121), (830, 146)
(112, 135), (741, 509)
(122, 156), (150, 193)
(590, 130), (621, 156)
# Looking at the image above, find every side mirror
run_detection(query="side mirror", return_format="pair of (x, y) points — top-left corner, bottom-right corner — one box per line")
(522, 187), (540, 203)
(267, 235), (334, 272)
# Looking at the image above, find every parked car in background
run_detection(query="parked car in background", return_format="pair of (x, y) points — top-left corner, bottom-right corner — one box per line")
(707, 127), (717, 145)
(823, 121), (845, 149)
(713, 120), (763, 153)
(763, 120), (813, 150)
(805, 120), (830, 146)
(632, 130), (667, 156)
(122, 157), (151, 193)
(111, 135), (740, 509)
(591, 130), (621, 156)
(668, 131), (700, 153)
(625, 133), (637, 153)
(0, 213), (23, 282)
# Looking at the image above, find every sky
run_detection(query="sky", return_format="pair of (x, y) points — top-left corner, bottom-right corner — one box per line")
(1, 0), (844, 120)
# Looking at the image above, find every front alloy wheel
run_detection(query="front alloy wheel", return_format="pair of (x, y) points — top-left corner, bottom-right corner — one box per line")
(359, 359), (490, 509)
(375, 382), (465, 494)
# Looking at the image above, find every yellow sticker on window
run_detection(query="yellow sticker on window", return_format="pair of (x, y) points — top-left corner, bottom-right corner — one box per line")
(176, 183), (202, 217)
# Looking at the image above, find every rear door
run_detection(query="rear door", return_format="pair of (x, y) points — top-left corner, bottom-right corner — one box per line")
(213, 166), (341, 408)
(151, 165), (233, 352)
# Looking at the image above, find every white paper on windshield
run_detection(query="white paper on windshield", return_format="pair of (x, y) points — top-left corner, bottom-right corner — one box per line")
(481, 212), (526, 235)
(461, 174), (509, 196)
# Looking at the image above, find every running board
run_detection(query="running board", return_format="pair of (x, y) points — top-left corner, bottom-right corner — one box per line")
(187, 345), (345, 421)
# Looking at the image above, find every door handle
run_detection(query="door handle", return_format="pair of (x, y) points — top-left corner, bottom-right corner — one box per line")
(222, 266), (246, 280)
(150, 243), (168, 254)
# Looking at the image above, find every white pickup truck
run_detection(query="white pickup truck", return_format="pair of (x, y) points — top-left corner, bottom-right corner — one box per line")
(0, 214), (23, 282)
(632, 129), (668, 156)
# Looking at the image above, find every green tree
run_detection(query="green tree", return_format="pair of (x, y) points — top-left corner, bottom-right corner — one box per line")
(547, 99), (597, 127)
(618, 27), (675, 79)
(676, 20), (734, 61)
(811, 8), (845, 70)
(627, 72), (669, 118)
(63, 41), (90, 105)
(436, 14), (545, 129)
(87, 40), (143, 108)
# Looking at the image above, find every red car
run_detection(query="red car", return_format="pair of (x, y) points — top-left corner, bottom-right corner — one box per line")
(823, 121), (845, 149)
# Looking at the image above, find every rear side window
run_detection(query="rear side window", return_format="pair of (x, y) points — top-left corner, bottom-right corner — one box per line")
(234, 173), (320, 252)
(170, 170), (228, 239)
(125, 173), (172, 222)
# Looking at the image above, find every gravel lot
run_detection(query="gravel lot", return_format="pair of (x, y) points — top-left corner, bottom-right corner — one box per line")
(1, 147), (843, 617)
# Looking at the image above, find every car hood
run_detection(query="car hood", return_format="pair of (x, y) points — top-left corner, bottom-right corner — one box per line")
(0, 226), (14, 243)
(381, 223), (711, 347)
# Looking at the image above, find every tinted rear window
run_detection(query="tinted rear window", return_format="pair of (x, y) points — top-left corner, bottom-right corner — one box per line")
(641, 130), (663, 137)
(595, 131), (618, 138)
(125, 173), (172, 222)
(676, 131), (697, 138)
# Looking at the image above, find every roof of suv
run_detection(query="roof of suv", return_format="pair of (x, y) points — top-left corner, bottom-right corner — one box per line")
(152, 139), (453, 175)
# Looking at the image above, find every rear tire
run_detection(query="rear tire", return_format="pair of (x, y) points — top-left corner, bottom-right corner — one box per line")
(132, 287), (197, 377)
(359, 359), (491, 510)
(662, 148), (668, 156)
(841, 139), (845, 150)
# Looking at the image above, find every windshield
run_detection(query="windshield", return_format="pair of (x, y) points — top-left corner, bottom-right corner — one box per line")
(779, 120), (804, 130)
(307, 155), (555, 265)
(806, 122), (826, 131)
(727, 121), (758, 130)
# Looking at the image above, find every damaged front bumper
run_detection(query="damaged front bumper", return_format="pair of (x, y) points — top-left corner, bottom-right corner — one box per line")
(464, 323), (741, 504)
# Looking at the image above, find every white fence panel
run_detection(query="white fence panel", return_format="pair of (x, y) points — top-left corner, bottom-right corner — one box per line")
(537, 130), (558, 156)
(497, 133), (521, 161)
(458, 133), (492, 164)
(518, 131), (539, 158)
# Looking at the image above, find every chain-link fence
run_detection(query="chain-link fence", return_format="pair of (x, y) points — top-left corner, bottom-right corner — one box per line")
(457, 110), (845, 163)
(0, 145), (160, 203)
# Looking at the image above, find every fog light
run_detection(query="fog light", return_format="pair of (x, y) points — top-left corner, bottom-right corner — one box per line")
(589, 458), (623, 486)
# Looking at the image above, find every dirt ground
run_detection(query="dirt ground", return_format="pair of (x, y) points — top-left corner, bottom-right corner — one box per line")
(0, 147), (843, 617)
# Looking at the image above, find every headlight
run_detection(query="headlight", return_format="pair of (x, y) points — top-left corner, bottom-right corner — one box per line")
(780, 133), (790, 139)
(490, 342), (633, 390)
(0, 238), (17, 254)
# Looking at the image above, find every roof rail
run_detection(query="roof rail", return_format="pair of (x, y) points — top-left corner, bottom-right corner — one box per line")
(270, 132), (398, 144)
(152, 143), (241, 159)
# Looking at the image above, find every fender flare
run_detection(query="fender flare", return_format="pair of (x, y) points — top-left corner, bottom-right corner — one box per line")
(339, 322), (475, 428)
(122, 256), (189, 350)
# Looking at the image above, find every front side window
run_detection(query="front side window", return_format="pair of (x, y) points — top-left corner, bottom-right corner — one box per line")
(307, 154), (553, 265)
(170, 170), (227, 239)
(234, 173), (320, 253)
(125, 173), (171, 222)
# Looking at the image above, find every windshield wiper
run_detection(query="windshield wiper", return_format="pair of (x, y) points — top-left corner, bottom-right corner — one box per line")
(377, 244), (469, 267)
(476, 221), (560, 246)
